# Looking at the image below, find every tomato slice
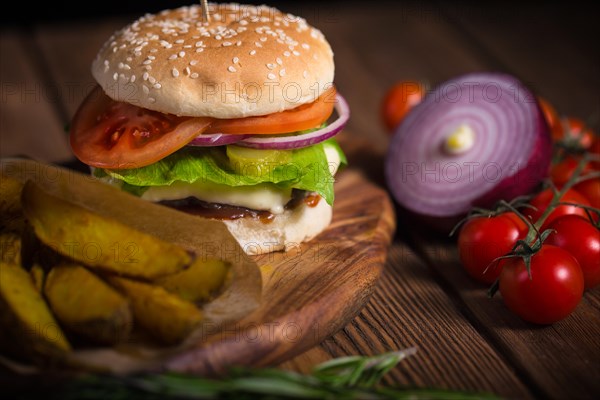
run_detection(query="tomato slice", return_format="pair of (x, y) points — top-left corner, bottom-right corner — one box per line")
(71, 86), (335, 169)
(70, 86), (212, 169)
(206, 87), (336, 135)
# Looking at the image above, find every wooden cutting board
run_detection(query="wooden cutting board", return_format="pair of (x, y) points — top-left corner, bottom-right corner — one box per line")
(163, 169), (396, 374)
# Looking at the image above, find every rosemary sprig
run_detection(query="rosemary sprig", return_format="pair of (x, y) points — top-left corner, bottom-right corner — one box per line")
(53, 348), (499, 400)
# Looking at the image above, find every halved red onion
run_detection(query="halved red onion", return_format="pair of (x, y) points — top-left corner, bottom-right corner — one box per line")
(386, 72), (552, 219)
(187, 133), (248, 146)
(233, 93), (350, 149)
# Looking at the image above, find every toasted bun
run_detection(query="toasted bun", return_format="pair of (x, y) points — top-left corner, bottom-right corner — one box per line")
(92, 3), (334, 119)
(222, 200), (332, 255)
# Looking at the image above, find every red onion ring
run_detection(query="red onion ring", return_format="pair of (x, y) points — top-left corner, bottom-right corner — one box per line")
(187, 133), (248, 146)
(235, 93), (350, 149)
(386, 72), (552, 218)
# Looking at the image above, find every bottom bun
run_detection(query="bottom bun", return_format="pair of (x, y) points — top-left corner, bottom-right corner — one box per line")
(223, 200), (332, 255)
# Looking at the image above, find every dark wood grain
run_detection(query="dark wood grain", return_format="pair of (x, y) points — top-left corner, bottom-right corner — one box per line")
(410, 237), (600, 399)
(0, 31), (71, 162)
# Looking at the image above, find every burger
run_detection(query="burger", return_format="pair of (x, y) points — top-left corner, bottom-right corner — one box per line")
(69, 3), (349, 255)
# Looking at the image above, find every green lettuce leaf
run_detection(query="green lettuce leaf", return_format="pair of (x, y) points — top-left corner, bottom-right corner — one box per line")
(102, 139), (346, 205)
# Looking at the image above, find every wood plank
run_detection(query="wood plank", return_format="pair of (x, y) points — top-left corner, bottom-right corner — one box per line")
(439, 3), (599, 120)
(0, 30), (71, 162)
(34, 18), (130, 119)
(411, 237), (600, 399)
(297, 244), (531, 398)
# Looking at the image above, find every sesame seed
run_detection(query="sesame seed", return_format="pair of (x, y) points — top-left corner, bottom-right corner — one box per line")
(150, 48), (158, 53)
(215, 35), (222, 40)
(143, 72), (149, 80)
(172, 68), (180, 77)
(222, 41), (232, 47)
(143, 59), (152, 65)
(149, 76), (156, 84)
(134, 51), (142, 57)
(126, 57), (132, 62)
(113, 73), (118, 81)
(169, 54), (178, 60)
(228, 66), (237, 73)
(123, 64), (131, 70)
(191, 73), (199, 79)
(276, 57), (282, 65)
(240, 20), (248, 26)
(175, 39), (184, 44)
(190, 60), (198, 66)
(279, 69), (286, 77)
(255, 42), (263, 48)
(196, 48), (204, 53)
(302, 43), (310, 49)
(143, 85), (149, 94)
(233, 57), (239, 64)
(195, 41), (203, 47)
(184, 45), (192, 48)
(148, 55), (155, 60)
(293, 50), (300, 56)
(260, 37), (267, 42)
(154, 83), (161, 89)
(236, 41), (242, 46)
(267, 73), (276, 80)
(148, 97), (156, 103)
(144, 65), (152, 71)
(104, 60), (109, 66)
(250, 50), (256, 56)
(130, 75), (136, 83)
(266, 63), (275, 69)
(179, 51), (186, 57)
(283, 51), (291, 57)
(184, 67), (191, 75)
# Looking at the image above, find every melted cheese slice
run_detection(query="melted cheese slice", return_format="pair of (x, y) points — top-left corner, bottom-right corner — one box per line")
(137, 146), (342, 214)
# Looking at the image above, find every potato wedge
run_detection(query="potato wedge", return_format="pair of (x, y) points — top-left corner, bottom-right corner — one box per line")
(45, 265), (132, 344)
(0, 262), (71, 362)
(0, 173), (25, 232)
(108, 276), (203, 345)
(156, 258), (230, 302)
(21, 181), (192, 279)
(30, 264), (45, 293)
(0, 232), (21, 265)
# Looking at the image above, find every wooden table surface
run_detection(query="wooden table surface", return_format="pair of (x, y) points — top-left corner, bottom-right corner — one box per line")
(1, 2), (599, 398)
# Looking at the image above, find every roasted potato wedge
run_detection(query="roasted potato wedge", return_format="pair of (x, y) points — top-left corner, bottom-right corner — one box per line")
(108, 276), (203, 345)
(0, 173), (25, 232)
(156, 258), (230, 302)
(30, 264), (45, 293)
(45, 265), (132, 344)
(21, 181), (192, 279)
(0, 232), (21, 265)
(0, 262), (71, 362)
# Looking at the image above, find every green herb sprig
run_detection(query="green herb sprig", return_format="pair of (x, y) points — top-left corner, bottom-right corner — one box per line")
(54, 348), (499, 400)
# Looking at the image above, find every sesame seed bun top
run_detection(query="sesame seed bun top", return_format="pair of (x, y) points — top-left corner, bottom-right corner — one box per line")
(91, 3), (335, 119)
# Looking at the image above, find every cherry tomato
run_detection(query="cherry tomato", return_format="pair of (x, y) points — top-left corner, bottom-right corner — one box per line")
(207, 87), (336, 135)
(547, 215), (600, 290)
(574, 178), (600, 209)
(550, 157), (592, 187)
(381, 81), (424, 132)
(557, 117), (595, 150)
(70, 86), (212, 169)
(458, 213), (528, 284)
(591, 137), (600, 170)
(538, 97), (563, 140)
(524, 188), (592, 230)
(499, 245), (584, 324)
